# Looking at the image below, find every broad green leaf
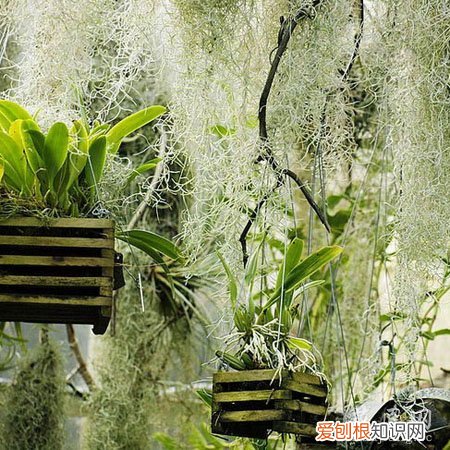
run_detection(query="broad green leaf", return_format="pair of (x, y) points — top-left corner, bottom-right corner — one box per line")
(264, 246), (343, 311)
(275, 238), (304, 289)
(0, 100), (32, 121)
(126, 157), (161, 185)
(117, 229), (181, 260)
(84, 136), (107, 189)
(106, 105), (166, 154)
(0, 100), (32, 132)
(26, 129), (45, 155)
(10, 119), (43, 174)
(0, 131), (31, 192)
(245, 237), (266, 286)
(152, 433), (179, 450)
(209, 124), (235, 137)
(0, 162), (3, 181)
(287, 337), (312, 351)
(118, 232), (166, 267)
(217, 251), (238, 308)
(63, 120), (89, 191)
(43, 122), (69, 186)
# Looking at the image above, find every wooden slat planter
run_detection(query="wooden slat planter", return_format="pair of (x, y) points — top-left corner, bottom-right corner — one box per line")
(0, 217), (119, 334)
(212, 369), (328, 439)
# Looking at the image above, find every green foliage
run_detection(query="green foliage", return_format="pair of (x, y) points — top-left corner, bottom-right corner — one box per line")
(217, 237), (342, 371)
(153, 422), (279, 450)
(2, 334), (65, 450)
(0, 100), (166, 215)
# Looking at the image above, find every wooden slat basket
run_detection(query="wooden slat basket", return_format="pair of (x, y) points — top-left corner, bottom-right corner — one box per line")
(212, 369), (328, 440)
(0, 217), (118, 334)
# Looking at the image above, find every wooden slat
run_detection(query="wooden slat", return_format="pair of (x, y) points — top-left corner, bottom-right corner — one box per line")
(220, 410), (287, 423)
(0, 276), (112, 287)
(0, 217), (114, 229)
(291, 372), (324, 386)
(214, 389), (292, 403)
(282, 380), (327, 399)
(0, 255), (114, 267)
(214, 369), (280, 383)
(272, 421), (317, 436)
(0, 294), (111, 306)
(0, 236), (113, 248)
(274, 400), (327, 416)
(213, 370), (323, 386)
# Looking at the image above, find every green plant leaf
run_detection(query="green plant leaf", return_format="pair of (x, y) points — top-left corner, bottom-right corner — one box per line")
(287, 336), (312, 351)
(217, 251), (238, 309)
(126, 157), (161, 185)
(26, 129), (45, 155)
(209, 124), (235, 137)
(64, 120), (89, 191)
(43, 122), (69, 187)
(117, 230), (181, 260)
(0, 100), (32, 132)
(275, 238), (304, 290)
(10, 119), (43, 175)
(0, 131), (31, 192)
(426, 328), (450, 339)
(195, 389), (212, 408)
(152, 433), (179, 450)
(263, 245), (343, 311)
(106, 105), (166, 154)
(84, 135), (107, 190)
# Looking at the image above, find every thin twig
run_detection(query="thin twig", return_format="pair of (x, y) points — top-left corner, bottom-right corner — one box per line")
(340, 0), (364, 83)
(66, 324), (96, 391)
(128, 125), (167, 230)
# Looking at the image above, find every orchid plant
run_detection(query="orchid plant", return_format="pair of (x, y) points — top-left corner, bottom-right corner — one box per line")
(0, 99), (180, 263)
(217, 238), (342, 374)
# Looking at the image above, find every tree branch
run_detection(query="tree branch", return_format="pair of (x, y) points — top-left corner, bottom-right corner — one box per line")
(66, 324), (96, 391)
(240, 1), (327, 265)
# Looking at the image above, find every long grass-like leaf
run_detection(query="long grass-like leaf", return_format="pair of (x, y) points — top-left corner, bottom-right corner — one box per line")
(84, 135), (106, 189)
(217, 251), (238, 309)
(126, 157), (161, 185)
(275, 238), (303, 289)
(263, 246), (342, 311)
(118, 229), (181, 260)
(106, 105), (166, 154)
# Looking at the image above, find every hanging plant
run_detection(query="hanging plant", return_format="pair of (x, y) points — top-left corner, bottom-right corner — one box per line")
(209, 237), (342, 439)
(0, 100), (182, 334)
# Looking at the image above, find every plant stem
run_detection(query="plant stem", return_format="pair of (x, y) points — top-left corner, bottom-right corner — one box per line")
(128, 124), (167, 230)
(66, 324), (96, 391)
(240, 1), (327, 266)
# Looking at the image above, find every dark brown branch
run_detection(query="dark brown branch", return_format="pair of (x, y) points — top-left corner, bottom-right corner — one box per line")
(340, 0), (364, 83)
(240, 0), (365, 265)
(282, 168), (330, 232)
(66, 324), (96, 391)
(258, 1), (323, 145)
(240, 1), (326, 266)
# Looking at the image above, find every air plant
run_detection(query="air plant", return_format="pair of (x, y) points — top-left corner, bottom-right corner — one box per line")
(217, 238), (342, 374)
